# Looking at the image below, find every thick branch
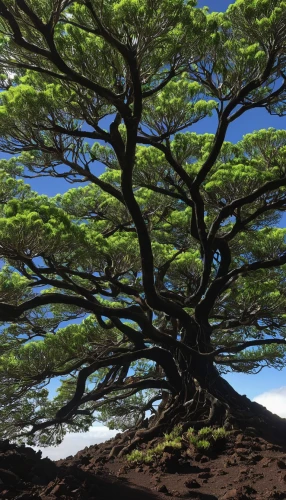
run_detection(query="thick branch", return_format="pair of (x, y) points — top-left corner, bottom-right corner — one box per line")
(196, 252), (286, 321)
(209, 181), (286, 241)
(56, 346), (182, 419)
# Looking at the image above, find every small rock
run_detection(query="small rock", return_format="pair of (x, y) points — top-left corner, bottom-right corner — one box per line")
(221, 485), (256, 499)
(221, 489), (238, 499)
(198, 472), (213, 479)
(216, 469), (227, 476)
(268, 491), (286, 499)
(116, 465), (128, 475)
(159, 451), (180, 473)
(252, 473), (264, 481)
(251, 443), (262, 451)
(236, 448), (248, 454)
(248, 454), (263, 464)
(0, 491), (11, 498)
(50, 481), (69, 497)
(185, 479), (201, 489)
(243, 485), (257, 494)
(225, 456), (237, 467)
(200, 455), (209, 463)
(235, 434), (245, 446)
(260, 457), (272, 468)
(239, 468), (248, 475)
(245, 427), (258, 436)
(156, 484), (168, 493)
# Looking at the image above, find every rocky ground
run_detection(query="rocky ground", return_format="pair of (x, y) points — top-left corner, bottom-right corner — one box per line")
(0, 427), (286, 500)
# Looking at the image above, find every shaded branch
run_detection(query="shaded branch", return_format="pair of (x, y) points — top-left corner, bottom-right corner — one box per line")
(56, 346), (182, 419)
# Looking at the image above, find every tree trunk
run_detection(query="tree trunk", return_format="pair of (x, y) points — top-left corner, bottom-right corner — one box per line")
(114, 328), (286, 457)
(114, 363), (286, 458)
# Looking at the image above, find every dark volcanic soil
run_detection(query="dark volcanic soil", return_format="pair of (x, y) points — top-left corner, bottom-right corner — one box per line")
(1, 428), (286, 499)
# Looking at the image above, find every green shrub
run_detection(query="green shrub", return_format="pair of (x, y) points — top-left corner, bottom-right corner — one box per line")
(127, 426), (229, 463)
(186, 426), (228, 452)
(164, 424), (183, 441)
(144, 450), (154, 463)
(188, 434), (198, 446)
(152, 442), (165, 455)
(127, 426), (183, 464)
(198, 427), (212, 437)
(186, 427), (195, 439)
(127, 449), (146, 463)
(164, 437), (182, 448)
(187, 433), (210, 450)
(196, 439), (211, 451)
(212, 427), (228, 440)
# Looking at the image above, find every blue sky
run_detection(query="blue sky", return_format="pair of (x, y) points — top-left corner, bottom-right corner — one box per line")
(197, 0), (229, 11)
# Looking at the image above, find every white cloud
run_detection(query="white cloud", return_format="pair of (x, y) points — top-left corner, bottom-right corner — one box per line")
(253, 386), (286, 418)
(33, 425), (119, 461)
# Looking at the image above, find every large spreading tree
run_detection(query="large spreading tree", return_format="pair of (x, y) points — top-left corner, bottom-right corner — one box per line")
(0, 0), (286, 451)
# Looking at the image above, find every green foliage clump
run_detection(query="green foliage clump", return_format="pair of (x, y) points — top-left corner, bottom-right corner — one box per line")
(127, 449), (149, 463)
(127, 425), (183, 464)
(212, 428), (229, 440)
(198, 427), (213, 437)
(186, 426), (229, 452)
(194, 439), (211, 451)
(164, 424), (183, 441)
(127, 425), (229, 463)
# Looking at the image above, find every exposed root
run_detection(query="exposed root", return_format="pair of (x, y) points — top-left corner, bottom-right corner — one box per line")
(117, 436), (142, 458)
(106, 380), (286, 458)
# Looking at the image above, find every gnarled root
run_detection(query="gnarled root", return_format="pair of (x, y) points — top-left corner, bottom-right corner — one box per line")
(107, 376), (286, 459)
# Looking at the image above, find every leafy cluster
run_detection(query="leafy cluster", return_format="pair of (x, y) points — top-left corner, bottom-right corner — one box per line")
(186, 427), (229, 452)
(127, 425), (183, 463)
(127, 425), (229, 463)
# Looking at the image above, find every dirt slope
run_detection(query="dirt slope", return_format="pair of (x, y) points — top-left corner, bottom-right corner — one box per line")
(1, 426), (286, 499)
